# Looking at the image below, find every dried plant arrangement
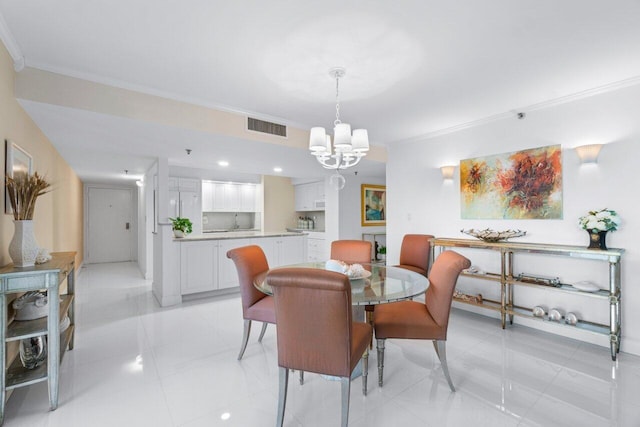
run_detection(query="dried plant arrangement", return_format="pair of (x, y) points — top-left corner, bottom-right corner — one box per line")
(5, 172), (51, 220)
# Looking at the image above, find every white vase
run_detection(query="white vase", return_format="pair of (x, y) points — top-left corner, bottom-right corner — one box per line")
(9, 220), (39, 267)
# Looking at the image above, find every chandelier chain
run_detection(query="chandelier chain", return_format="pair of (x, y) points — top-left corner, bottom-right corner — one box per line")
(334, 73), (341, 126)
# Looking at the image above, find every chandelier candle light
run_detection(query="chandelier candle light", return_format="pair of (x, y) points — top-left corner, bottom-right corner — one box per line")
(309, 67), (369, 189)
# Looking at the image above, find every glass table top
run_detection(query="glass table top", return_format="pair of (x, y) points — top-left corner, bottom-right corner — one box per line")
(254, 262), (429, 306)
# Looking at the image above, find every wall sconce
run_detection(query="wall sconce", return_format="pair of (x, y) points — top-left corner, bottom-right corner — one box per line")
(575, 144), (603, 164)
(440, 165), (456, 180)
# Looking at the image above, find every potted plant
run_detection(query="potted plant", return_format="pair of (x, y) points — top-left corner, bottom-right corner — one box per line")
(377, 245), (387, 261)
(5, 172), (51, 267)
(169, 216), (193, 238)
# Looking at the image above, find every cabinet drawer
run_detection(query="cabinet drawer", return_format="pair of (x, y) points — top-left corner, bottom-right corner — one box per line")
(1, 272), (59, 292)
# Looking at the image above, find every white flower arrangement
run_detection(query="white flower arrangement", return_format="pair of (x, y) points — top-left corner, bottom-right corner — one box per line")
(578, 208), (621, 233)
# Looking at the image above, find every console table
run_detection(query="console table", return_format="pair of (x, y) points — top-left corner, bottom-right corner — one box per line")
(0, 252), (76, 424)
(430, 239), (623, 360)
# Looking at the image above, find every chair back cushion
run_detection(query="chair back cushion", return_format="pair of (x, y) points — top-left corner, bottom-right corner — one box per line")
(398, 234), (434, 277)
(425, 251), (471, 330)
(227, 245), (270, 315)
(330, 240), (371, 265)
(267, 268), (355, 377)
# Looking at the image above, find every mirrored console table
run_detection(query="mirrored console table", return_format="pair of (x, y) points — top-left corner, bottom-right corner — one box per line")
(430, 238), (623, 360)
(0, 252), (76, 424)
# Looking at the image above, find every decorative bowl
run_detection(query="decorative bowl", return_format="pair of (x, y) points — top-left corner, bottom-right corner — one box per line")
(461, 228), (527, 242)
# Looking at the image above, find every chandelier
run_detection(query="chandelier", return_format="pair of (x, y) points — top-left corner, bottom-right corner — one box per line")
(309, 67), (369, 173)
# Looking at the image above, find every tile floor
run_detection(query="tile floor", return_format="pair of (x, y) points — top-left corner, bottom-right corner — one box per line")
(3, 261), (640, 426)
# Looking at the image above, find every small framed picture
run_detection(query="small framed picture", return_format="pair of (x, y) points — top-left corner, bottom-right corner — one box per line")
(5, 140), (33, 214)
(361, 184), (386, 226)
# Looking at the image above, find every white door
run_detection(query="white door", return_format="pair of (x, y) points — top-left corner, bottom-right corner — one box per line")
(87, 187), (134, 263)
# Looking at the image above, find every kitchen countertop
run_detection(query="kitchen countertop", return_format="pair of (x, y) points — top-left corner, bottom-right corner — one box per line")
(175, 231), (306, 241)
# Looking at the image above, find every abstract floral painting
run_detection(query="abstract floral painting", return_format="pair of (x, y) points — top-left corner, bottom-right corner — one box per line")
(460, 145), (562, 219)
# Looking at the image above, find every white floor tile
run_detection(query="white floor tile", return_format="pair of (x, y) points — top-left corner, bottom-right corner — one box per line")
(3, 261), (638, 427)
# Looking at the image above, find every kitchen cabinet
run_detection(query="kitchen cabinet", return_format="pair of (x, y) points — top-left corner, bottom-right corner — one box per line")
(178, 235), (306, 296)
(202, 181), (258, 212)
(169, 177), (199, 192)
(180, 241), (218, 294)
(239, 184), (257, 212)
(295, 181), (325, 211)
(0, 252), (76, 423)
(431, 238), (624, 360)
(217, 239), (246, 289)
(258, 235), (306, 267)
(307, 233), (327, 262)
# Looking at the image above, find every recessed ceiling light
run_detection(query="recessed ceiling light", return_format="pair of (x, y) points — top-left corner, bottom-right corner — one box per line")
(218, 160), (229, 167)
(273, 167), (282, 173)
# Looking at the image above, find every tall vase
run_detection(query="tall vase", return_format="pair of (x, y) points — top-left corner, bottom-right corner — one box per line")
(587, 229), (607, 250)
(9, 220), (39, 267)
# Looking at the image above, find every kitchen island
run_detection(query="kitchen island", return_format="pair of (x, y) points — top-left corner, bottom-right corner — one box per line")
(174, 231), (307, 298)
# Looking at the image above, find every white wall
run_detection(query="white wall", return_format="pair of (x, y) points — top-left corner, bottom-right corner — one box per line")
(338, 174), (386, 240)
(387, 83), (640, 355)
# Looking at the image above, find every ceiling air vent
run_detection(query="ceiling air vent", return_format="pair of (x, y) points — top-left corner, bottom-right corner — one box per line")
(247, 117), (287, 137)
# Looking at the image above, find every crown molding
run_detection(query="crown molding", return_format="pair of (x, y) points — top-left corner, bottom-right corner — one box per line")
(0, 12), (24, 71)
(395, 74), (640, 145)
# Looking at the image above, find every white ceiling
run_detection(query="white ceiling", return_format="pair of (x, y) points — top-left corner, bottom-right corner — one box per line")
(2, 0), (640, 184)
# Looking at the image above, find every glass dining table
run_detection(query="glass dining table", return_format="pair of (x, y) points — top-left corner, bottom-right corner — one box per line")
(254, 262), (429, 380)
(253, 261), (430, 307)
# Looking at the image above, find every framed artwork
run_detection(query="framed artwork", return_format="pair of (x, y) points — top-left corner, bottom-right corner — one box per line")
(5, 140), (33, 214)
(361, 184), (386, 226)
(460, 144), (562, 219)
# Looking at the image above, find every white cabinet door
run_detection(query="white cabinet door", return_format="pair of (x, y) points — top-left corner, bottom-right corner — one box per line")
(217, 239), (249, 289)
(279, 236), (305, 266)
(239, 184), (257, 212)
(212, 183), (226, 211)
(256, 236), (305, 267)
(181, 241), (218, 294)
(295, 182), (324, 211)
(223, 183), (240, 211)
(307, 238), (326, 262)
(256, 237), (279, 267)
(294, 183), (312, 211)
(202, 181), (214, 211)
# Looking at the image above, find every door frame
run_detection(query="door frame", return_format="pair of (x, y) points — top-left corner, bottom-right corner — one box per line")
(84, 184), (137, 263)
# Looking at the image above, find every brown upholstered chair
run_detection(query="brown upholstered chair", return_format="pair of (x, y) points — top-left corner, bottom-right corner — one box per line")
(267, 268), (372, 427)
(330, 239), (372, 265)
(226, 245), (275, 360)
(395, 234), (434, 277)
(331, 239), (375, 343)
(374, 250), (471, 392)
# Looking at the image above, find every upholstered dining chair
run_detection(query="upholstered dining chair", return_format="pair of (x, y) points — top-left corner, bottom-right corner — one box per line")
(267, 268), (372, 427)
(330, 239), (372, 265)
(374, 250), (471, 392)
(331, 239), (375, 344)
(395, 234), (434, 277)
(226, 245), (275, 360)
